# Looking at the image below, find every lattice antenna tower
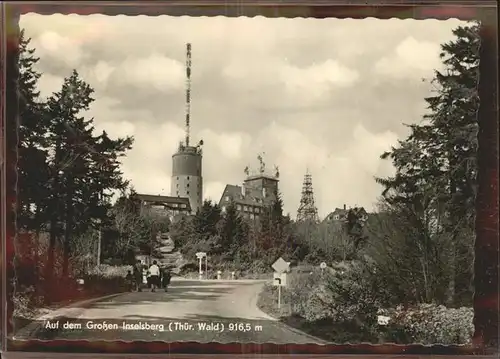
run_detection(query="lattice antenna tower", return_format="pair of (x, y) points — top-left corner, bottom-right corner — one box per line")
(185, 43), (192, 147)
(296, 169), (319, 223)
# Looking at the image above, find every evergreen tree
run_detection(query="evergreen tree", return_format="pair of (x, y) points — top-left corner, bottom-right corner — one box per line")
(17, 30), (51, 232)
(217, 201), (248, 257)
(191, 200), (221, 242)
(344, 208), (367, 252)
(375, 22), (479, 306)
(45, 70), (133, 277)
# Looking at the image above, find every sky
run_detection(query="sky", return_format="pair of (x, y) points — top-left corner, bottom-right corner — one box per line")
(20, 14), (465, 219)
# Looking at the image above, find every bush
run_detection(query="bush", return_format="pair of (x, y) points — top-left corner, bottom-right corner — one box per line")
(13, 287), (43, 319)
(384, 304), (473, 345)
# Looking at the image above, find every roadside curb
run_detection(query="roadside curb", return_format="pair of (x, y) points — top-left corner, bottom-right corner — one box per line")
(275, 318), (330, 345)
(12, 292), (127, 339)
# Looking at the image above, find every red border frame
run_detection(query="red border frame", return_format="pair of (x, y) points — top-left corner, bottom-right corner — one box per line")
(1, 0), (498, 356)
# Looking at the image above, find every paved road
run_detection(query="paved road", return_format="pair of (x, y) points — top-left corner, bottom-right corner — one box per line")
(15, 278), (326, 344)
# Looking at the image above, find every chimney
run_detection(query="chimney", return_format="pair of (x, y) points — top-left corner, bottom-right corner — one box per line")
(343, 204), (346, 210)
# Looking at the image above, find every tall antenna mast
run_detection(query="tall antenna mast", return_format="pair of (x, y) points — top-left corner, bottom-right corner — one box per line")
(185, 43), (192, 147)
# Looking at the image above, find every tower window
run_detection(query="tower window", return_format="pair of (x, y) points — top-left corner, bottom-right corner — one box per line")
(187, 184), (190, 188)
(187, 191), (190, 195)
(187, 176), (190, 180)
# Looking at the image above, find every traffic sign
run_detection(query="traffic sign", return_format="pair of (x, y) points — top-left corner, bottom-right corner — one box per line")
(272, 257), (290, 273)
(320, 262), (327, 269)
(273, 272), (287, 287)
(195, 252), (206, 259)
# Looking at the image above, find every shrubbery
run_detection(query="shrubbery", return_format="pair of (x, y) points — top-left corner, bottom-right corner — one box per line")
(258, 261), (473, 345)
(383, 304), (474, 345)
(13, 254), (130, 320)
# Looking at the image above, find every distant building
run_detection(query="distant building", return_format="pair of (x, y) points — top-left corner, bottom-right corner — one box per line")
(324, 205), (368, 223)
(136, 193), (191, 221)
(218, 174), (279, 221)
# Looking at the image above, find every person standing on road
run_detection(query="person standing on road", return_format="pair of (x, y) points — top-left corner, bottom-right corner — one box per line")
(148, 260), (160, 292)
(133, 260), (143, 292)
(162, 267), (172, 292)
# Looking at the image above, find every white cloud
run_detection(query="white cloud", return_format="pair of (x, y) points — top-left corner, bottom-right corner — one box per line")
(37, 73), (64, 98)
(92, 61), (116, 85)
(204, 181), (227, 203)
(374, 36), (443, 79)
(34, 31), (84, 68)
(198, 129), (251, 161)
(280, 60), (359, 104)
(116, 55), (184, 93)
(347, 124), (399, 174)
(93, 120), (136, 139)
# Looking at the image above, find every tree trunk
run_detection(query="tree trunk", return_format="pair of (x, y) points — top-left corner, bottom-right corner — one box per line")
(45, 216), (57, 304)
(46, 145), (62, 302)
(62, 178), (74, 278)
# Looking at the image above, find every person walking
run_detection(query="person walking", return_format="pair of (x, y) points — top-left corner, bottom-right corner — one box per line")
(125, 270), (134, 291)
(148, 260), (160, 292)
(162, 267), (172, 292)
(133, 260), (143, 292)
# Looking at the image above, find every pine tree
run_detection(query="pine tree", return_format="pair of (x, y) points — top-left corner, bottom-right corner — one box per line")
(375, 22), (479, 306)
(45, 70), (133, 278)
(17, 30), (51, 232)
(16, 31), (52, 299)
(191, 200), (221, 242)
(217, 201), (248, 257)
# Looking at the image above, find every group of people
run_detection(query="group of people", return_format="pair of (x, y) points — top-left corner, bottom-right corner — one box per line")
(126, 260), (172, 292)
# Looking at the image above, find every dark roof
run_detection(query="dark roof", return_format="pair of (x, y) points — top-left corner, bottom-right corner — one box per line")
(136, 194), (191, 210)
(219, 184), (276, 207)
(328, 208), (348, 217)
(325, 207), (368, 221)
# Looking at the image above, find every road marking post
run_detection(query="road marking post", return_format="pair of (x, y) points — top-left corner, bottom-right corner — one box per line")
(320, 262), (327, 275)
(271, 257), (290, 311)
(277, 279), (281, 309)
(195, 252), (207, 280)
(217, 270), (222, 280)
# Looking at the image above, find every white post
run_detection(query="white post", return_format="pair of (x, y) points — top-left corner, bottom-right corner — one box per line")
(231, 271), (235, 280)
(205, 255), (208, 280)
(198, 257), (203, 280)
(217, 270), (221, 280)
(278, 283), (281, 309)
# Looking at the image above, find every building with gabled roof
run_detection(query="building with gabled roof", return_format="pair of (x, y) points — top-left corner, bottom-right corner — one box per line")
(218, 174), (279, 222)
(136, 193), (191, 221)
(324, 205), (368, 223)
